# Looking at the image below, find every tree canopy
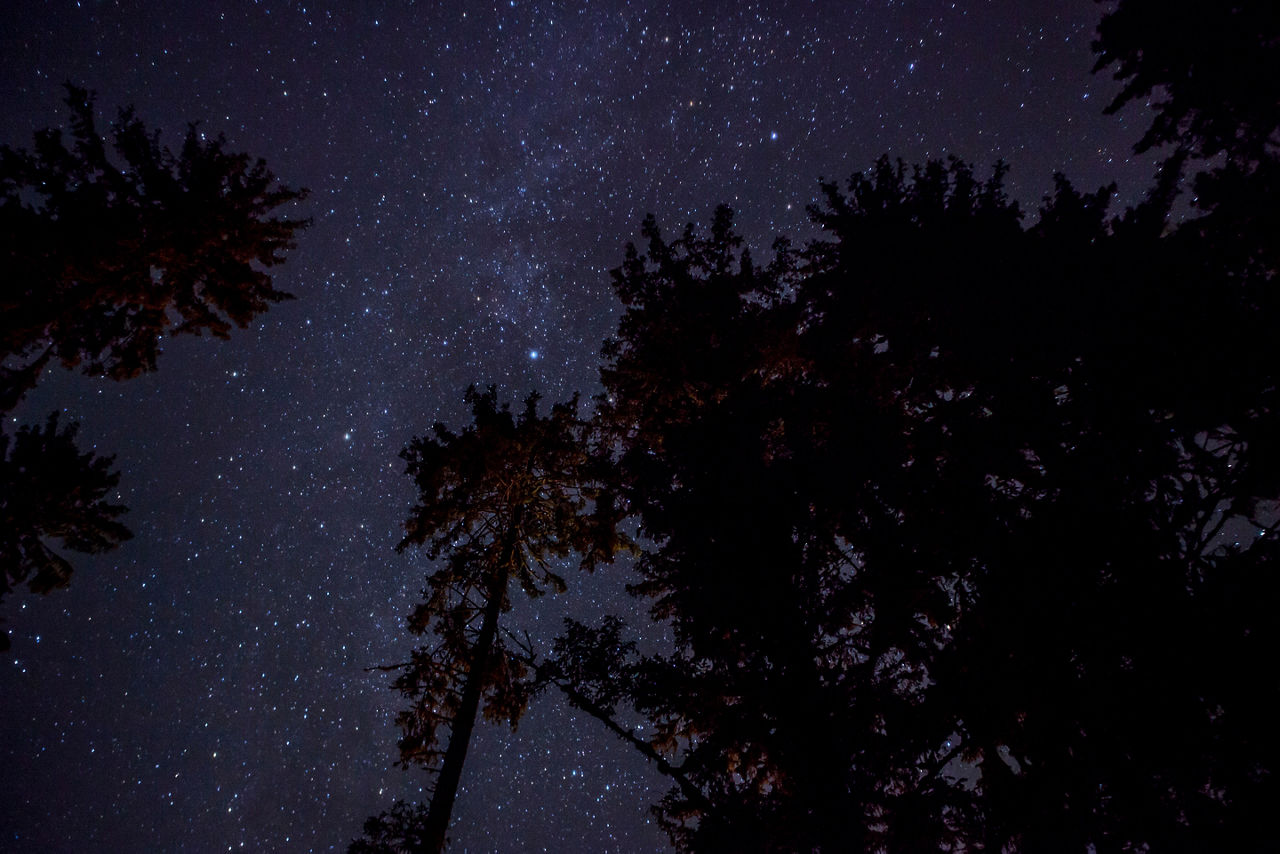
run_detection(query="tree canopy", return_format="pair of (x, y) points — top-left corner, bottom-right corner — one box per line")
(1, 84), (309, 411)
(364, 154), (1276, 850)
(0, 86), (308, 649)
(555, 146), (1278, 849)
(352, 387), (624, 852)
(0, 414), (130, 651)
(1093, 0), (1280, 164)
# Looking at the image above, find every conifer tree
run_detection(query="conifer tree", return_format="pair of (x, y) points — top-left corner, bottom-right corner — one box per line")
(0, 414), (129, 651)
(0, 85), (307, 648)
(1, 84), (308, 410)
(354, 387), (622, 852)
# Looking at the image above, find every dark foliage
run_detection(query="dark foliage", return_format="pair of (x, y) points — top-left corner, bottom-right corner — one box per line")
(0, 84), (309, 410)
(514, 10), (1280, 848)
(348, 801), (433, 854)
(1093, 0), (1280, 290)
(550, 143), (1279, 850)
(352, 387), (626, 853)
(0, 414), (130, 650)
(1093, 0), (1280, 163)
(0, 86), (307, 649)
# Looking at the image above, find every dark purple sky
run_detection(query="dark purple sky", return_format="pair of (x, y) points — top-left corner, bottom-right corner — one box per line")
(1, 1), (1156, 851)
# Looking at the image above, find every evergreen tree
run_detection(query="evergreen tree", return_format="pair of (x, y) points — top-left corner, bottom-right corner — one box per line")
(0, 85), (307, 647)
(0, 84), (309, 410)
(1093, 0), (1279, 164)
(559, 151), (1278, 849)
(0, 414), (129, 651)
(353, 387), (623, 853)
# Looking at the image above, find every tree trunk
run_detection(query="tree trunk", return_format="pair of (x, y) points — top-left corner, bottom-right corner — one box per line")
(420, 522), (520, 852)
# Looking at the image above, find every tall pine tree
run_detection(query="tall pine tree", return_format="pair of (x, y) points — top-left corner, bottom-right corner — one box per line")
(354, 387), (622, 852)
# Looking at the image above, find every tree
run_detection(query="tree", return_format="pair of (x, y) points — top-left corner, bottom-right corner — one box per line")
(352, 387), (623, 853)
(1093, 0), (1280, 164)
(583, 170), (1033, 850)
(555, 151), (1278, 850)
(1093, 0), (1280, 296)
(0, 414), (130, 650)
(0, 85), (307, 647)
(1, 84), (309, 410)
(348, 802), (433, 854)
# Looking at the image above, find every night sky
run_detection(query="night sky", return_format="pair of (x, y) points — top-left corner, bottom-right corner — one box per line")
(2, 2), (1158, 851)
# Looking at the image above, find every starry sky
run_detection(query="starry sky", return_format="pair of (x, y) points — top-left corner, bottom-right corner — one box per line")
(1, 1), (1158, 851)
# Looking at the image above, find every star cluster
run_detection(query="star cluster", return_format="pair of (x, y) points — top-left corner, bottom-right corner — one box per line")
(1, 1), (1154, 850)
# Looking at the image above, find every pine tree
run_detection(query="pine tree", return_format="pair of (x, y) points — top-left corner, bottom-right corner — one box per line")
(559, 152), (1278, 850)
(0, 85), (306, 648)
(0, 414), (130, 650)
(0, 84), (308, 410)
(353, 387), (623, 853)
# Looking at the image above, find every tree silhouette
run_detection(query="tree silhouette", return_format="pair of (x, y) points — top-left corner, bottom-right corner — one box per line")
(1, 84), (309, 410)
(553, 149), (1279, 850)
(1093, 0), (1280, 301)
(1093, 0), (1279, 164)
(348, 801), (433, 854)
(582, 170), (1029, 849)
(0, 85), (307, 648)
(352, 387), (623, 853)
(0, 414), (130, 651)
